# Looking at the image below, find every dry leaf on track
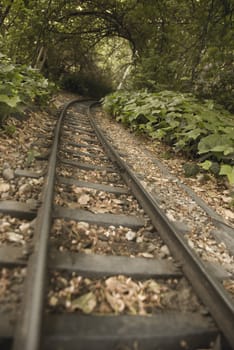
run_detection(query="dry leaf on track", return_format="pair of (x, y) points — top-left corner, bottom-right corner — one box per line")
(71, 292), (97, 313)
(78, 194), (90, 205)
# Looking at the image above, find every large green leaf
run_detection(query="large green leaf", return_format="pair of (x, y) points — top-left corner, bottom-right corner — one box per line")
(198, 134), (234, 155)
(200, 160), (212, 170)
(219, 165), (234, 184)
(0, 95), (21, 107)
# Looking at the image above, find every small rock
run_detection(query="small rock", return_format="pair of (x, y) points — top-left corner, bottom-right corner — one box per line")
(26, 198), (38, 207)
(160, 245), (170, 257)
(2, 168), (14, 181)
(3, 162), (10, 169)
(125, 230), (136, 241)
(0, 222), (11, 232)
(77, 222), (90, 234)
(166, 211), (176, 222)
(136, 236), (144, 243)
(187, 239), (195, 249)
(49, 296), (58, 306)
(19, 183), (32, 194)
(6, 232), (24, 243)
(0, 183), (10, 193)
(78, 194), (90, 205)
(147, 243), (157, 253)
(224, 209), (234, 220)
(173, 221), (190, 234)
(28, 179), (37, 186)
(141, 252), (154, 258)
(19, 222), (31, 234)
(1, 192), (9, 199)
(222, 196), (232, 204)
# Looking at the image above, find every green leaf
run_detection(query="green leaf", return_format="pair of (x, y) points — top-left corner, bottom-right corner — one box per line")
(223, 147), (234, 156)
(198, 134), (234, 155)
(150, 129), (166, 139)
(0, 64), (15, 73)
(26, 149), (41, 165)
(70, 292), (97, 313)
(0, 95), (21, 108)
(200, 160), (212, 170)
(219, 165), (234, 184)
(210, 145), (234, 155)
(183, 128), (203, 140)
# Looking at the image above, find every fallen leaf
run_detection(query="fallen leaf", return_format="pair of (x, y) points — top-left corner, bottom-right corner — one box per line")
(73, 186), (83, 194)
(112, 199), (123, 205)
(105, 291), (125, 312)
(49, 296), (58, 306)
(0, 183), (10, 192)
(91, 207), (109, 214)
(144, 280), (161, 294)
(78, 194), (90, 205)
(223, 209), (234, 220)
(71, 292), (96, 313)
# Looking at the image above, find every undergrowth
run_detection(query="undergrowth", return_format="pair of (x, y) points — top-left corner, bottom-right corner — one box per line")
(103, 90), (234, 184)
(0, 52), (55, 128)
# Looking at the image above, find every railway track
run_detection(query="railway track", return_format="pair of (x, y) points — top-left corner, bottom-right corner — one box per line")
(0, 99), (233, 350)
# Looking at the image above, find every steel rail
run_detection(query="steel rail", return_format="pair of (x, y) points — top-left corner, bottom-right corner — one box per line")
(12, 99), (93, 350)
(88, 102), (234, 348)
(10, 99), (233, 349)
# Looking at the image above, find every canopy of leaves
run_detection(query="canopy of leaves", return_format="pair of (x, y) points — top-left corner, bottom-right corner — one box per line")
(103, 90), (234, 184)
(0, 0), (232, 108)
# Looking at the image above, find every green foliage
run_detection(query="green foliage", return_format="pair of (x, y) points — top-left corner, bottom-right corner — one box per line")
(125, 1), (234, 112)
(103, 89), (234, 183)
(219, 165), (234, 185)
(0, 124), (16, 137)
(0, 53), (54, 125)
(0, 0), (233, 111)
(26, 149), (40, 166)
(183, 163), (200, 177)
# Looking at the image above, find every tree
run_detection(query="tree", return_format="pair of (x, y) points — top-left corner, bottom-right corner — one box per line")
(0, 0), (233, 108)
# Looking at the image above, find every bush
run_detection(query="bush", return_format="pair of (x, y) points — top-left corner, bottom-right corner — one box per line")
(0, 52), (55, 126)
(103, 90), (234, 184)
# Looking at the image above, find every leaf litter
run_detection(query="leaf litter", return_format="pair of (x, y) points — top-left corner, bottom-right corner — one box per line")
(48, 273), (202, 315)
(54, 185), (144, 216)
(50, 219), (166, 258)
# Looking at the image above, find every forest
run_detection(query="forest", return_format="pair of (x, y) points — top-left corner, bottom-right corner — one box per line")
(0, 0), (234, 182)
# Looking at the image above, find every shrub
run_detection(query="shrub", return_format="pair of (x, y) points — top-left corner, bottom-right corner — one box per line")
(103, 90), (234, 184)
(0, 53), (55, 126)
